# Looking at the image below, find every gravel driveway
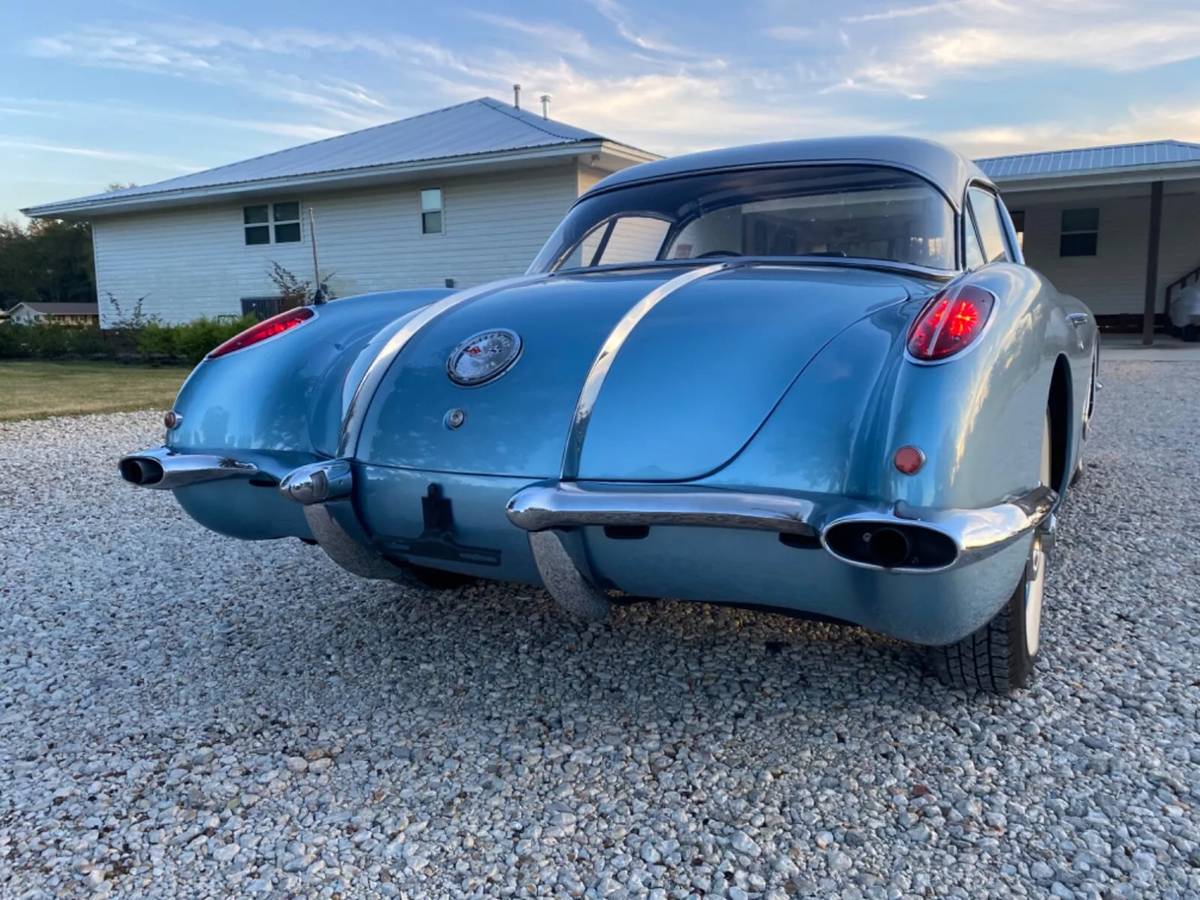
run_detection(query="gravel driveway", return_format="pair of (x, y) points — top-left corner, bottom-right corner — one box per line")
(1, 361), (1198, 899)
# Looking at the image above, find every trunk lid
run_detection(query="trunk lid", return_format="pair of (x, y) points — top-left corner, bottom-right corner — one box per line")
(355, 265), (912, 480)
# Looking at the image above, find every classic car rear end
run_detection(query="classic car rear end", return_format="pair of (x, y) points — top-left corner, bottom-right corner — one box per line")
(120, 137), (1097, 693)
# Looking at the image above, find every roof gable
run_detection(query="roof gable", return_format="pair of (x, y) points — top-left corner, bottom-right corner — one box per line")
(24, 98), (626, 216)
(976, 139), (1200, 180)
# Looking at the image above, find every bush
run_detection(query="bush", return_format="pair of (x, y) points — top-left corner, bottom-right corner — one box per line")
(0, 316), (259, 365)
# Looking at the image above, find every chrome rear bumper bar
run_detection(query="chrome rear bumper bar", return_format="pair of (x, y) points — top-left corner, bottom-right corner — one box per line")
(506, 482), (818, 537)
(506, 481), (1057, 619)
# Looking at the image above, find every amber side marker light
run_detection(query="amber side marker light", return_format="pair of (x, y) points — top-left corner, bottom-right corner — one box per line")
(208, 307), (315, 359)
(893, 445), (925, 475)
(907, 284), (995, 361)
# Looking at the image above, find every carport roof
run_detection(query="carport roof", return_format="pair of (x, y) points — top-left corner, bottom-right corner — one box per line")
(977, 140), (1200, 181)
(22, 97), (654, 218)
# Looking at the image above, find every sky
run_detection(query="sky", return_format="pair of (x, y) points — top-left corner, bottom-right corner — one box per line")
(3, 0), (1200, 220)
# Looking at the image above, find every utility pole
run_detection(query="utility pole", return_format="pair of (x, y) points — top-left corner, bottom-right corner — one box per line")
(308, 207), (326, 304)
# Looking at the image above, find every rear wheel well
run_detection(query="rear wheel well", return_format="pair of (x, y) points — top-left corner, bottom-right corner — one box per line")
(1047, 355), (1071, 494)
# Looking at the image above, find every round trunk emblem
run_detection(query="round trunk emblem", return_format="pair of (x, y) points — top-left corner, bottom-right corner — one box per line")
(447, 329), (522, 386)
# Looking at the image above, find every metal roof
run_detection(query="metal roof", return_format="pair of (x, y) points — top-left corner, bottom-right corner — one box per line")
(25, 97), (647, 217)
(586, 136), (989, 208)
(15, 302), (100, 315)
(976, 140), (1200, 180)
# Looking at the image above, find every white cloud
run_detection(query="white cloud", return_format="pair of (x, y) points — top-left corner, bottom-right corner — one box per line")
(27, 26), (396, 128)
(587, 0), (690, 56)
(0, 138), (198, 173)
(833, 0), (1200, 96)
(941, 102), (1200, 157)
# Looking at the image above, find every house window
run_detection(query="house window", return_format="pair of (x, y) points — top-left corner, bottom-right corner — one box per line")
(244, 201), (301, 245)
(420, 189), (443, 234)
(1060, 208), (1098, 257)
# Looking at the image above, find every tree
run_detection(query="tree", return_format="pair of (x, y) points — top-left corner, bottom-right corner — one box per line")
(0, 218), (96, 309)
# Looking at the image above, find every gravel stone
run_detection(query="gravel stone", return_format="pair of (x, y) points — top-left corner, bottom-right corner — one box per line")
(1, 361), (1198, 898)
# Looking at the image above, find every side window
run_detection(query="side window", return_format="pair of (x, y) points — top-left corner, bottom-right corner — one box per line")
(1009, 210), (1025, 250)
(964, 218), (985, 270)
(1060, 208), (1098, 257)
(967, 188), (1010, 263)
(420, 189), (443, 235)
(577, 216), (670, 267)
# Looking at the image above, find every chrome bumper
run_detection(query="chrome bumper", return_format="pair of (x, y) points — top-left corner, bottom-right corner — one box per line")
(506, 482), (817, 537)
(505, 481), (1056, 620)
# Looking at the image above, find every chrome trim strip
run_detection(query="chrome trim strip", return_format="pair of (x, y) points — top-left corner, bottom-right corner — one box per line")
(559, 263), (730, 478)
(118, 447), (257, 490)
(527, 530), (612, 620)
(507, 482), (816, 536)
(337, 274), (543, 458)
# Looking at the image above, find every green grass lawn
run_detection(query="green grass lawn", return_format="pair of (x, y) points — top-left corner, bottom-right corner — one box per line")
(0, 361), (191, 422)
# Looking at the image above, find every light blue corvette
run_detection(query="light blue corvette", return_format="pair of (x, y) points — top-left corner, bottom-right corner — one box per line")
(120, 137), (1098, 693)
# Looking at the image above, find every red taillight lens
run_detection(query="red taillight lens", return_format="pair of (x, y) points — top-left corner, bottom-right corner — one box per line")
(907, 284), (995, 361)
(207, 307), (315, 359)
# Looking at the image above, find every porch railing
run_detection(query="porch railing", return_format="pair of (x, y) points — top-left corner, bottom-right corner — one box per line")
(1165, 262), (1200, 319)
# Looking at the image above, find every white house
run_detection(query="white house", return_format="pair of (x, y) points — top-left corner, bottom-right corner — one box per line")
(977, 140), (1200, 343)
(22, 97), (655, 327)
(6, 301), (100, 326)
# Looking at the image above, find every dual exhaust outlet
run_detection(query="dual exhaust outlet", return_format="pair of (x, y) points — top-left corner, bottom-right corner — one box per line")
(822, 520), (958, 571)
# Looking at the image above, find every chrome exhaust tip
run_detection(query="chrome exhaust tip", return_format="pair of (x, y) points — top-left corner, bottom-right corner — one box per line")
(118, 448), (257, 490)
(866, 526), (911, 569)
(118, 456), (164, 487)
(822, 519), (958, 572)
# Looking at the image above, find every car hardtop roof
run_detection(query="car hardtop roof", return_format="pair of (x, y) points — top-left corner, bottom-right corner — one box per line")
(583, 135), (991, 209)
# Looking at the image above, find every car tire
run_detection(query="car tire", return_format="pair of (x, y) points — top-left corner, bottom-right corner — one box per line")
(1182, 324), (1199, 343)
(928, 412), (1051, 693)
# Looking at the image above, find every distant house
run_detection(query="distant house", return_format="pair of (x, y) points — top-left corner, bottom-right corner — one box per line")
(977, 140), (1200, 340)
(7, 302), (100, 326)
(22, 97), (655, 327)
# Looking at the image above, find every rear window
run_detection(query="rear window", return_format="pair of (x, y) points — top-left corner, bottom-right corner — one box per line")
(532, 165), (957, 273)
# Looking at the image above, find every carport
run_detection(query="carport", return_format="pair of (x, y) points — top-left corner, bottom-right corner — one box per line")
(976, 140), (1200, 344)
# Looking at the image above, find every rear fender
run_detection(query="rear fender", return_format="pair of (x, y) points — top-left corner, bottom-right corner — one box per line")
(710, 264), (1068, 512)
(167, 290), (451, 457)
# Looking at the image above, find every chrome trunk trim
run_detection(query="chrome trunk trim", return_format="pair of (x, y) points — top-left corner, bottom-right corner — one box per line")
(507, 481), (817, 537)
(559, 263), (730, 478)
(118, 447), (257, 490)
(338, 274), (543, 459)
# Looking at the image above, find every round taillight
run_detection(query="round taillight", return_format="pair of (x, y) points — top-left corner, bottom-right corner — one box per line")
(894, 445), (925, 475)
(208, 307), (315, 359)
(164, 410), (183, 429)
(907, 284), (995, 361)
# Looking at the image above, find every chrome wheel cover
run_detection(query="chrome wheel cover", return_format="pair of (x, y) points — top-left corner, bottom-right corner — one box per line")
(1025, 416), (1052, 657)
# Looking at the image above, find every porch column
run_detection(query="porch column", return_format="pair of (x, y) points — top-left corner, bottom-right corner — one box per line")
(1142, 180), (1164, 346)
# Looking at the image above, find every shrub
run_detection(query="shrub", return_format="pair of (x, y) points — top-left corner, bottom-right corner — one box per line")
(0, 315), (258, 364)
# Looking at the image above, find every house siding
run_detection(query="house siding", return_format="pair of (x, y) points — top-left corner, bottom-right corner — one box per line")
(1004, 185), (1200, 317)
(92, 163), (584, 326)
